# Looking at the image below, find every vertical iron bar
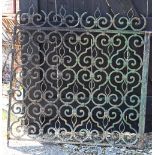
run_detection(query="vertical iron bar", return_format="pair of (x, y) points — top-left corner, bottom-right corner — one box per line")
(46, 0), (48, 13)
(146, 0), (149, 17)
(56, 40), (59, 101)
(7, 27), (16, 146)
(55, 0), (57, 16)
(90, 39), (93, 96)
(126, 47), (129, 94)
(139, 32), (151, 137)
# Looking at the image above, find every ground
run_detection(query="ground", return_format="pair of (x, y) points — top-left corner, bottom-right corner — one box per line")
(1, 135), (152, 155)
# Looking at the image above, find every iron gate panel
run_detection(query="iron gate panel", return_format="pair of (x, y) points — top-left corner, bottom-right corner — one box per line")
(7, 4), (151, 148)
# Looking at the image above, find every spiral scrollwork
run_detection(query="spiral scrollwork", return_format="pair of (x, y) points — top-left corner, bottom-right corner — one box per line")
(8, 4), (148, 147)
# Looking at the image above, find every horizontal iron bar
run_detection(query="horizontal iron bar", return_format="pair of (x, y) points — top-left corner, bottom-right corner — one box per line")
(9, 138), (140, 149)
(15, 25), (151, 35)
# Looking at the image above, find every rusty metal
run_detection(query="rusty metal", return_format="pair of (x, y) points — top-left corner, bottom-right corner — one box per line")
(7, 3), (151, 148)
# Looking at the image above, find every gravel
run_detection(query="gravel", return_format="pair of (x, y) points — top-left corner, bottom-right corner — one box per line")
(1, 133), (152, 155)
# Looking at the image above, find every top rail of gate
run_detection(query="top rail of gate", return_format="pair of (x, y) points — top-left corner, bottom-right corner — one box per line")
(14, 5), (148, 32)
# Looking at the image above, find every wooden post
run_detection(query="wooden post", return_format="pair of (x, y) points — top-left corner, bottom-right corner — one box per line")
(13, 0), (16, 14)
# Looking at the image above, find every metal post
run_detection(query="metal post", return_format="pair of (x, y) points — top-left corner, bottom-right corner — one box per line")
(7, 27), (16, 147)
(139, 31), (151, 139)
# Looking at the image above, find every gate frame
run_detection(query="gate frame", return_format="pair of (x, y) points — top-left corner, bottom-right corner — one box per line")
(7, 4), (151, 149)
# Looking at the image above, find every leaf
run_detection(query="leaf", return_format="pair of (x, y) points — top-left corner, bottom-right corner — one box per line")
(122, 81), (127, 92)
(105, 85), (111, 96)
(28, 4), (35, 15)
(92, 48), (98, 58)
(43, 42), (49, 52)
(27, 45), (33, 54)
(107, 45), (114, 55)
(86, 120), (92, 130)
(127, 8), (134, 19)
(59, 46), (65, 57)
(75, 43), (81, 53)
(73, 82), (78, 94)
(55, 118), (60, 129)
(41, 82), (47, 92)
(123, 50), (130, 60)
(89, 80), (95, 90)
(71, 115), (77, 128)
(26, 77), (31, 87)
(39, 114), (45, 125)
(102, 117), (109, 129)
(119, 121), (125, 132)
(94, 7), (101, 19)
(60, 6), (66, 16)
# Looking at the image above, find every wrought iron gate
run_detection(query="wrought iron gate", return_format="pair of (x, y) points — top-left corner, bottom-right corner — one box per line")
(7, 3), (151, 148)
